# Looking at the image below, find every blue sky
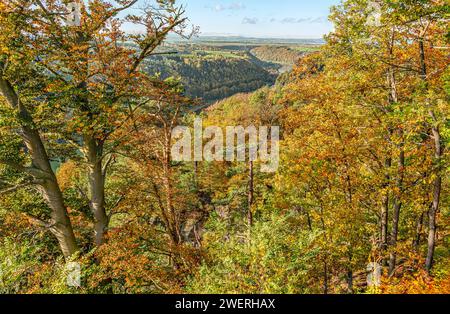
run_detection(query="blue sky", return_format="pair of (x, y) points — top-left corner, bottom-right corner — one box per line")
(177, 0), (341, 38)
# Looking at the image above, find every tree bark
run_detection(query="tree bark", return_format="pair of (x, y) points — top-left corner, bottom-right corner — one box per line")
(380, 157), (391, 262)
(163, 136), (181, 246)
(347, 270), (353, 294)
(247, 160), (254, 228)
(413, 211), (425, 251)
(386, 43), (403, 274)
(425, 101), (443, 272)
(0, 75), (79, 258)
(426, 174), (441, 271)
(389, 150), (405, 275)
(418, 37), (444, 272)
(40, 179), (80, 258)
(323, 260), (329, 294)
(84, 136), (109, 246)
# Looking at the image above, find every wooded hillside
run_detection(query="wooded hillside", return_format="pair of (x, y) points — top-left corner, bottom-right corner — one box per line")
(251, 46), (306, 65)
(144, 54), (276, 103)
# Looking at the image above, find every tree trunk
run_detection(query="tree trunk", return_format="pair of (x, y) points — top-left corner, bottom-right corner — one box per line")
(84, 136), (109, 246)
(413, 211), (424, 251)
(419, 37), (444, 272)
(425, 111), (443, 272)
(381, 191), (389, 251)
(247, 160), (254, 228)
(323, 260), (329, 294)
(347, 270), (353, 294)
(389, 150), (404, 275)
(163, 139), (181, 246)
(380, 157), (391, 263)
(306, 211), (313, 232)
(0, 76), (79, 258)
(426, 174), (441, 271)
(386, 52), (404, 275)
(40, 179), (80, 258)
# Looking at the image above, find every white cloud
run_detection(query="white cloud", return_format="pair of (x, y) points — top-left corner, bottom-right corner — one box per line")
(242, 17), (258, 25)
(280, 17), (298, 24)
(310, 16), (328, 23)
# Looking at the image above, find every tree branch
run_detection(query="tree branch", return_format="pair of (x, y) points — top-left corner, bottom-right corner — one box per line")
(102, 153), (115, 178)
(25, 213), (53, 229)
(0, 181), (38, 195)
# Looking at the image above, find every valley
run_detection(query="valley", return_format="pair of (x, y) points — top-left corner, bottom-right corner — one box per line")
(143, 37), (321, 103)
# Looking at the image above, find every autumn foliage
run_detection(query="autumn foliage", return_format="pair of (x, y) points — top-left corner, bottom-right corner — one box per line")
(0, 0), (448, 294)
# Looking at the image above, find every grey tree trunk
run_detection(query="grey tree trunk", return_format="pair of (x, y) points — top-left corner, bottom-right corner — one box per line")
(418, 37), (444, 272)
(40, 179), (80, 258)
(389, 150), (405, 275)
(164, 135), (181, 246)
(248, 160), (254, 228)
(0, 75), (79, 259)
(426, 126), (442, 271)
(84, 136), (109, 246)
(386, 48), (403, 274)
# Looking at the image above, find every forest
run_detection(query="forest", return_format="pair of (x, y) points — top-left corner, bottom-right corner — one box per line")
(250, 46), (306, 65)
(0, 0), (449, 295)
(140, 40), (316, 103)
(143, 53), (277, 103)
(137, 38), (317, 103)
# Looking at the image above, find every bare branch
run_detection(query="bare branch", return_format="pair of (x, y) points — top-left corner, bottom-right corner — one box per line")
(102, 153), (115, 178)
(0, 181), (38, 195)
(25, 213), (53, 229)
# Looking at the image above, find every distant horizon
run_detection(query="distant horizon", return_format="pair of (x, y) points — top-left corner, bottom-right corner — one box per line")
(165, 33), (327, 42)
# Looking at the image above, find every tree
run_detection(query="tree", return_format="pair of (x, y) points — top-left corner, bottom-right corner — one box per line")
(0, 3), (78, 258)
(0, 0), (193, 254)
(326, 0), (448, 274)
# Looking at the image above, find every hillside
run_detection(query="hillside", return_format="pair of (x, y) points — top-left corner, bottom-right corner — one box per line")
(250, 46), (306, 65)
(143, 53), (277, 103)
(140, 41), (320, 104)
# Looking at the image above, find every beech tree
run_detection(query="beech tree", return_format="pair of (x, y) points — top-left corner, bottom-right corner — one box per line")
(0, 2), (79, 258)
(325, 0), (448, 274)
(0, 0), (192, 255)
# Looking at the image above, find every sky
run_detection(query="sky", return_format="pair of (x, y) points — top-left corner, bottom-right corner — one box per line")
(177, 0), (341, 38)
